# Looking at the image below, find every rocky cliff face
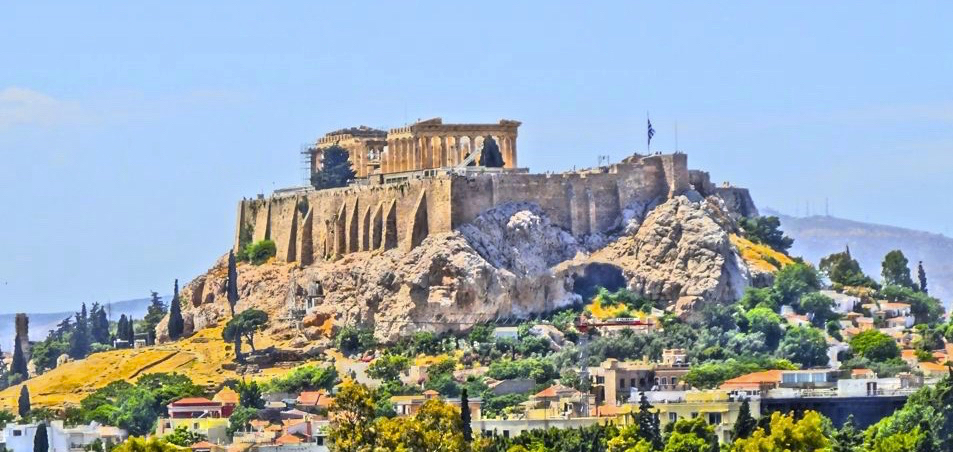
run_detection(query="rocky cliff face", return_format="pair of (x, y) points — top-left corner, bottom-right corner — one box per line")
(160, 193), (757, 344)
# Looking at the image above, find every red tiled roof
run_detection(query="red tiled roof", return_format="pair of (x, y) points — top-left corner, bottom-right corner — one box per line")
(172, 397), (220, 406)
(191, 441), (216, 450)
(276, 434), (303, 444)
(720, 370), (783, 388)
(533, 384), (580, 399)
(297, 391), (334, 408)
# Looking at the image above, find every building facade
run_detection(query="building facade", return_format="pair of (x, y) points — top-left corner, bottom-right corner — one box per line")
(309, 118), (520, 182)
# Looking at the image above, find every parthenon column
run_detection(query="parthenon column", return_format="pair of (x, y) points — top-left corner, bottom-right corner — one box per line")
(423, 136), (433, 169)
(438, 136), (447, 167)
(398, 140), (405, 172)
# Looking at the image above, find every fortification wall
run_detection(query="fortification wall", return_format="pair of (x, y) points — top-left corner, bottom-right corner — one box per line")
(236, 154), (698, 263)
(449, 156), (675, 235)
(235, 178), (454, 264)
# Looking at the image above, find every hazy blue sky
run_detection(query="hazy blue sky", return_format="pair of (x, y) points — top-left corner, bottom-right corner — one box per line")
(2, 2), (952, 313)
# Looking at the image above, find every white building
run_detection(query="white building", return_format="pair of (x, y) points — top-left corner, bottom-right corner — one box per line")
(492, 327), (519, 341)
(2, 421), (127, 452)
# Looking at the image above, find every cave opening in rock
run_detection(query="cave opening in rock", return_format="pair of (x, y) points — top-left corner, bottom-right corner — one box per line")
(573, 263), (626, 302)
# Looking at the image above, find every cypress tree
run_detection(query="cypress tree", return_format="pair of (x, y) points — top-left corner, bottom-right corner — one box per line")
(460, 388), (472, 442)
(116, 315), (129, 343)
(127, 317), (137, 342)
(227, 250), (239, 317)
(33, 421), (48, 452)
(18, 385), (31, 418)
(168, 279), (185, 340)
(69, 306), (91, 359)
(88, 303), (109, 345)
(918, 261), (928, 294)
(11, 334), (28, 378)
(731, 398), (757, 441)
(143, 291), (167, 345)
(635, 392), (662, 450)
(227, 250), (242, 360)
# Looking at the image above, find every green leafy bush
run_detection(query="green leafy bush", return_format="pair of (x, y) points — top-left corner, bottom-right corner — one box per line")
(265, 364), (338, 393)
(244, 239), (276, 265)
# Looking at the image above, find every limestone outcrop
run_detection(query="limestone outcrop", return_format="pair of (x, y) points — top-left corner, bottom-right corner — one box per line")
(160, 194), (756, 344)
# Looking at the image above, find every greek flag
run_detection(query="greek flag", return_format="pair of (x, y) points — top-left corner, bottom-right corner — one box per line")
(647, 118), (656, 148)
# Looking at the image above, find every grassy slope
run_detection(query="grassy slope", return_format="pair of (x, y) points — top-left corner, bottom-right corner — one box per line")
(0, 326), (238, 410)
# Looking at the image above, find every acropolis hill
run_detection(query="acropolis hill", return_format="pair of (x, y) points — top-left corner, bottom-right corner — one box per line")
(170, 117), (765, 343)
(237, 117), (757, 263)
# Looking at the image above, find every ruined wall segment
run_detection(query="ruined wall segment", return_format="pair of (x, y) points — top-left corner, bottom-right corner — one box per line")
(237, 153), (710, 264)
(236, 177), (454, 263)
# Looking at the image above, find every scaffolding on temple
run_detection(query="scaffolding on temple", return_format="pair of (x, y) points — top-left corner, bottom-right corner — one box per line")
(300, 143), (314, 186)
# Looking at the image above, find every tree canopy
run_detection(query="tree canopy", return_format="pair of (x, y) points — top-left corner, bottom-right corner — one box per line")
(311, 145), (356, 189)
(223, 309), (269, 358)
(819, 250), (878, 288)
(777, 326), (829, 368)
(737, 216), (794, 253)
(882, 249), (916, 289)
(850, 330), (900, 362)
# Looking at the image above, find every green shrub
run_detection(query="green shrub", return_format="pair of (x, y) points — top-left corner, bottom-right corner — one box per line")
(244, 240), (276, 265)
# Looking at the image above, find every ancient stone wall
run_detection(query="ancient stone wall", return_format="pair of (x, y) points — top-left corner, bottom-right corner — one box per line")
(235, 177), (454, 263)
(236, 154), (711, 264)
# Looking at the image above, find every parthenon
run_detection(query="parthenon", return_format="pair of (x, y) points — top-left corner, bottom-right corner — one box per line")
(309, 118), (521, 181)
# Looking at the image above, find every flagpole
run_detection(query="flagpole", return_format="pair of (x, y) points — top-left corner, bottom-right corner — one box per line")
(646, 111), (650, 153)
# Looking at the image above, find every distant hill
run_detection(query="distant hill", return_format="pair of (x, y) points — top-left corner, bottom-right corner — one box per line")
(768, 210), (953, 306)
(0, 297), (157, 351)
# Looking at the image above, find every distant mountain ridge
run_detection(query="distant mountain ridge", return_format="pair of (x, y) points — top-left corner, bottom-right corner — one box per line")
(768, 210), (953, 306)
(0, 297), (157, 351)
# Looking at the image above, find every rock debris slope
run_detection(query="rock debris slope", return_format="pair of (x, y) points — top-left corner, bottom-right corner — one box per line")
(160, 194), (756, 344)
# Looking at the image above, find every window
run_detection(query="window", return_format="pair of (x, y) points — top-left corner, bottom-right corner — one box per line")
(639, 378), (646, 387)
(13, 430), (22, 437)
(669, 412), (678, 422)
(691, 412), (699, 418)
(503, 430), (510, 438)
(620, 378), (625, 388)
(708, 412), (723, 425)
(630, 378), (637, 388)
(661, 377), (668, 386)
(671, 377), (678, 387)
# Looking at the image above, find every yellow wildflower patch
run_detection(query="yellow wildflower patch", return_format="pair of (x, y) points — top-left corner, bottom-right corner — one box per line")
(730, 234), (794, 273)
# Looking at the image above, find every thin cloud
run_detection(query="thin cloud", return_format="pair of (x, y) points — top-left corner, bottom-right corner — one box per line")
(0, 87), (82, 129)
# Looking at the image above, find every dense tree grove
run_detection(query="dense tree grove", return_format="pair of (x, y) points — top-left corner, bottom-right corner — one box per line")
(737, 216), (794, 253)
